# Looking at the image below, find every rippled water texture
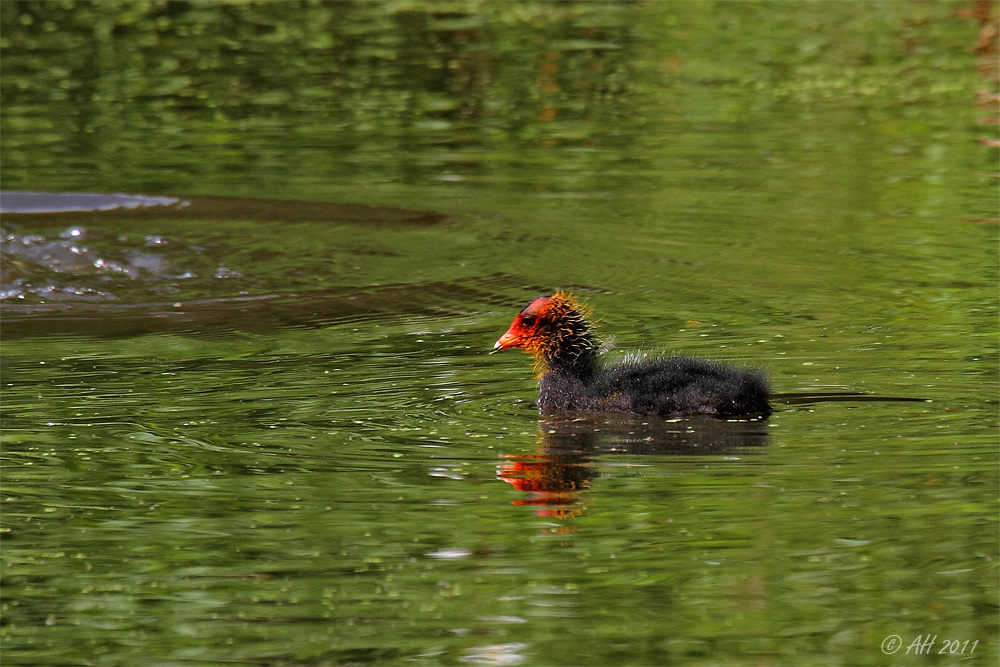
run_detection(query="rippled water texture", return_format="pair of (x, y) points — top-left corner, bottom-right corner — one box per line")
(2, 2), (997, 666)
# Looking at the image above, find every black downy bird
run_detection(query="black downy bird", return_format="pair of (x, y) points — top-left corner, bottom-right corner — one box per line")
(492, 292), (771, 419)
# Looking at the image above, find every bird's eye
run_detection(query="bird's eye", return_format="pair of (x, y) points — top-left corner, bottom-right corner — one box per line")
(520, 315), (536, 327)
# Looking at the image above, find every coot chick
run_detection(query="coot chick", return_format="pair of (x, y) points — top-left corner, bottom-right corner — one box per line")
(493, 292), (771, 419)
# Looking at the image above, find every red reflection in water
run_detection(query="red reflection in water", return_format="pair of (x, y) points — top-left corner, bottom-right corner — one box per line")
(498, 453), (592, 519)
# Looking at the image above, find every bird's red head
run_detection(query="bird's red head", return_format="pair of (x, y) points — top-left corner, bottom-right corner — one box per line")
(493, 295), (553, 355)
(493, 291), (597, 374)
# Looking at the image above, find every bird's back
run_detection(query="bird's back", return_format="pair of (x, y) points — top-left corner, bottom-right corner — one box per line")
(540, 355), (771, 418)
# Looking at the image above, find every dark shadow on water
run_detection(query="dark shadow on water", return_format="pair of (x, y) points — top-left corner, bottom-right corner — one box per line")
(0, 275), (526, 338)
(1, 191), (539, 338)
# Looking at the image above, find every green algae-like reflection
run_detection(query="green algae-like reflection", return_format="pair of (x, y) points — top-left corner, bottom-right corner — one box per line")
(1, 2), (996, 666)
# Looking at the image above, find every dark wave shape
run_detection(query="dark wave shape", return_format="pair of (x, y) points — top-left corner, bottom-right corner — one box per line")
(0, 273), (535, 338)
(1, 192), (454, 227)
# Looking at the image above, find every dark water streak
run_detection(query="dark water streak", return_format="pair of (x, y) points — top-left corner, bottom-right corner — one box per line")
(1, 275), (527, 338)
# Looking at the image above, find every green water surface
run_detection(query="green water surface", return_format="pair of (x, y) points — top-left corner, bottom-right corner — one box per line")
(2, 2), (997, 666)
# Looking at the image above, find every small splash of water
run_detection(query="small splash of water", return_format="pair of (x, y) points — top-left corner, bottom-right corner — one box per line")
(0, 225), (233, 304)
(0, 278), (114, 302)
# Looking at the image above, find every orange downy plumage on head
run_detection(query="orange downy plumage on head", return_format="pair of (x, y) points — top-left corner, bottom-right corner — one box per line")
(493, 291), (598, 376)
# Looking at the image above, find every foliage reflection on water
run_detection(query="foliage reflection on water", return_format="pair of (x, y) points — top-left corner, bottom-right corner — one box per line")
(2, 1), (998, 666)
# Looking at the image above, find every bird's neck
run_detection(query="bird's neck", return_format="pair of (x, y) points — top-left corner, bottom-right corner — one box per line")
(536, 335), (600, 380)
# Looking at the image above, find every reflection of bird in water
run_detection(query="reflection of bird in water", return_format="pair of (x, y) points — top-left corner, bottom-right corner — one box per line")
(499, 388), (929, 518)
(498, 454), (590, 520)
(492, 292), (771, 419)
(499, 415), (770, 518)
